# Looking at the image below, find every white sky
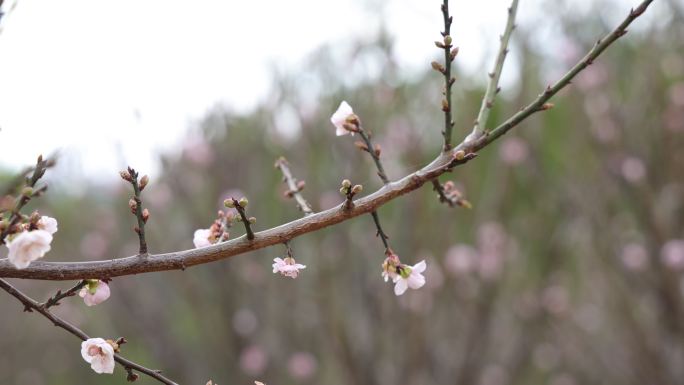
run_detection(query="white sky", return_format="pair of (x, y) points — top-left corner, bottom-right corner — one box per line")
(0, 0), (648, 181)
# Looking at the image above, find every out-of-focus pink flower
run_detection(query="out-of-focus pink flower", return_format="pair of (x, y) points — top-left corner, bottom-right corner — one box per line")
(287, 352), (317, 380)
(499, 137), (529, 166)
(239, 345), (268, 375)
(661, 240), (684, 270)
(444, 245), (478, 276)
(393, 260), (427, 296)
(37, 216), (58, 234)
(80, 338), (115, 374)
(193, 229), (213, 248)
(620, 243), (648, 271)
(272, 257), (306, 278)
(621, 157), (646, 183)
(79, 280), (111, 306)
(5, 230), (53, 269)
(330, 101), (354, 136)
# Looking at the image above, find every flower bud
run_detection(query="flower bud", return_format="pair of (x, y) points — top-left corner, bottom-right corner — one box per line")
(224, 199), (235, 208)
(296, 180), (306, 191)
(450, 47), (459, 60)
(128, 198), (137, 213)
(139, 175), (149, 190)
(339, 187), (347, 195)
(431, 61), (445, 73)
(119, 170), (132, 182)
(142, 208), (150, 223)
(351, 185), (363, 194)
(248, 217), (257, 224)
(453, 150), (466, 161)
(444, 35), (452, 45)
(21, 187), (33, 197)
(341, 179), (352, 189)
(238, 197), (248, 208)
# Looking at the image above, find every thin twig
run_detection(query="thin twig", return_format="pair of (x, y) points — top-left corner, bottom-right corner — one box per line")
(470, 0), (519, 138)
(0, 278), (178, 385)
(356, 129), (389, 184)
(123, 167), (149, 255)
(0, 0), (655, 281)
(275, 157), (314, 216)
(41, 280), (87, 309)
(0, 155), (51, 245)
(370, 211), (390, 250)
(437, 0), (457, 151)
(231, 198), (255, 240)
(466, 0), (655, 152)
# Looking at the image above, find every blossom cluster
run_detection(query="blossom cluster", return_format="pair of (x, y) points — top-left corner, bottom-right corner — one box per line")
(3, 215), (58, 269)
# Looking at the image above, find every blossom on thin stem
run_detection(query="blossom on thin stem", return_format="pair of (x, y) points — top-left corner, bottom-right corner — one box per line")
(37, 215), (58, 234)
(81, 338), (116, 374)
(382, 252), (427, 296)
(79, 280), (111, 306)
(192, 210), (234, 248)
(272, 256), (306, 279)
(330, 101), (357, 136)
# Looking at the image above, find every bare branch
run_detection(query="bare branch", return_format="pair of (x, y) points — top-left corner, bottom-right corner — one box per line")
(41, 279), (87, 309)
(0, 0), (655, 281)
(470, 0), (519, 137)
(0, 278), (178, 384)
(275, 157), (314, 216)
(465, 0), (655, 151)
(436, 0), (458, 151)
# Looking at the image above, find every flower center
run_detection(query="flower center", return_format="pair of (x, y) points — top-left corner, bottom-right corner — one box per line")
(88, 345), (103, 357)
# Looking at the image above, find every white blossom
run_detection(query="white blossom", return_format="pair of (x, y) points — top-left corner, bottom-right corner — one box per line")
(393, 260), (427, 296)
(79, 280), (111, 306)
(37, 215), (58, 235)
(193, 228), (213, 248)
(81, 338), (115, 374)
(330, 101), (355, 136)
(272, 257), (306, 279)
(5, 230), (53, 269)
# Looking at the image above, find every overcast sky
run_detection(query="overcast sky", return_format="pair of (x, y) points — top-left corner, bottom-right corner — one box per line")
(0, 0), (648, 181)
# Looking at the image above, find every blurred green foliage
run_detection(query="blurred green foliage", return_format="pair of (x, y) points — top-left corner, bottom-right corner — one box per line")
(2, 2), (684, 385)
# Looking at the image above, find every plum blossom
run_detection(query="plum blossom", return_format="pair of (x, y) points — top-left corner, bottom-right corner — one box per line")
(272, 257), (306, 278)
(193, 228), (213, 248)
(330, 101), (355, 136)
(5, 230), (53, 269)
(382, 253), (427, 296)
(80, 338), (115, 374)
(393, 260), (427, 296)
(79, 280), (111, 306)
(37, 215), (58, 234)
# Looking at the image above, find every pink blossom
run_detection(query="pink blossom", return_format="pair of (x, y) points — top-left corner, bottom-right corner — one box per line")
(193, 228), (213, 248)
(272, 257), (306, 278)
(37, 216), (58, 234)
(620, 243), (648, 271)
(661, 240), (684, 270)
(5, 230), (53, 269)
(393, 260), (427, 296)
(80, 338), (115, 374)
(330, 101), (354, 136)
(287, 352), (317, 380)
(79, 280), (111, 306)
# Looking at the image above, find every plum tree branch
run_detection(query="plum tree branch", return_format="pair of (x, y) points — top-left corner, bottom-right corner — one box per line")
(470, 0), (519, 137)
(275, 157), (314, 216)
(0, 0), (655, 281)
(0, 278), (178, 384)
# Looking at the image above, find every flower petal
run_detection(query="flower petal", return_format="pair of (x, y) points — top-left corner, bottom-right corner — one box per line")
(394, 279), (408, 296)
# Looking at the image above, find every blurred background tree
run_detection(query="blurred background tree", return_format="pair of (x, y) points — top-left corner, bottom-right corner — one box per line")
(1, 1), (683, 384)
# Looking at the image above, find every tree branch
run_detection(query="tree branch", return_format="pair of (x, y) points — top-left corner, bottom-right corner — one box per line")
(0, 0), (655, 281)
(0, 278), (178, 385)
(470, 0), (519, 137)
(465, 0), (655, 151)
(275, 157), (314, 216)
